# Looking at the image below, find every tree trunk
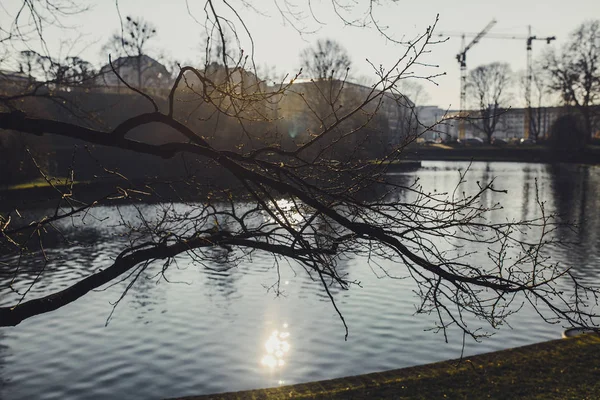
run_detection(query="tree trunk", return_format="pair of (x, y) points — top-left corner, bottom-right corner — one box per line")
(137, 55), (142, 89)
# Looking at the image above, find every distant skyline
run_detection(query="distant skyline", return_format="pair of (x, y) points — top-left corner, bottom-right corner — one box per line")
(2, 0), (599, 109)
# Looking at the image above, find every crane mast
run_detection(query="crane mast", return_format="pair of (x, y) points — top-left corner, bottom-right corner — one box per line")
(524, 26), (556, 138)
(457, 19), (497, 134)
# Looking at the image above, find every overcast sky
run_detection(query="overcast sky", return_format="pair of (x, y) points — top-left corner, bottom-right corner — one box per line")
(2, 0), (599, 109)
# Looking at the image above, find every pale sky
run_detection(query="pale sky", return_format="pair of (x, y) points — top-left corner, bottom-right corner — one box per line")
(2, 0), (599, 109)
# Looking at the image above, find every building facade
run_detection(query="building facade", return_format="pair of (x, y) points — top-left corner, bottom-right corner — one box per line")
(272, 79), (415, 145)
(437, 106), (597, 141)
(96, 55), (172, 90)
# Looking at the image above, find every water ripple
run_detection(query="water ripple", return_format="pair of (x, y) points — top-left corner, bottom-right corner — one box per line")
(1, 162), (598, 399)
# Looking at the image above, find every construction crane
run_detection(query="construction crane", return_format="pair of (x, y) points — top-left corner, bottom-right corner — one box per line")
(455, 19), (497, 137)
(523, 27), (556, 138)
(438, 25), (556, 138)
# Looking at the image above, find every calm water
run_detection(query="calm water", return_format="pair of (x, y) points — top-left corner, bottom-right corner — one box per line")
(1, 161), (599, 400)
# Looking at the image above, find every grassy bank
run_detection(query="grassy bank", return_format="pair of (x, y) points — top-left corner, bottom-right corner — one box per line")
(174, 334), (600, 400)
(3, 146), (599, 211)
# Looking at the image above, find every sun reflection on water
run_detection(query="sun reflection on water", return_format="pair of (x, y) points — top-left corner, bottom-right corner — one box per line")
(261, 323), (290, 369)
(265, 199), (306, 226)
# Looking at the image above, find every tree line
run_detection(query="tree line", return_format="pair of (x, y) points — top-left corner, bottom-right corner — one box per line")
(466, 20), (600, 146)
(1, 16), (420, 185)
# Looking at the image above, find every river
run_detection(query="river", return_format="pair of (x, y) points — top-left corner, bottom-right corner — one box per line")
(1, 161), (599, 399)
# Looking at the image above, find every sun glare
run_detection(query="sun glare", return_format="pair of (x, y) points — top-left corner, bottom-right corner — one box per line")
(261, 325), (291, 369)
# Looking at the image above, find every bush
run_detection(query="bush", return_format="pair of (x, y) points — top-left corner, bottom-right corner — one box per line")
(548, 114), (587, 152)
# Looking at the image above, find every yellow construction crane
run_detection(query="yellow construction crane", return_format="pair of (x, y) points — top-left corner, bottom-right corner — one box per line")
(523, 27), (556, 138)
(438, 25), (556, 139)
(454, 19), (497, 139)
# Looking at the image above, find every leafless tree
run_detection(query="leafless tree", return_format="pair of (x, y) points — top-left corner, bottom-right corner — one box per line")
(516, 62), (555, 141)
(0, 2), (598, 346)
(102, 16), (158, 89)
(544, 20), (600, 141)
(300, 39), (352, 81)
(1, 1), (96, 91)
(17, 50), (96, 87)
(467, 62), (512, 143)
(390, 80), (432, 142)
(528, 63), (553, 141)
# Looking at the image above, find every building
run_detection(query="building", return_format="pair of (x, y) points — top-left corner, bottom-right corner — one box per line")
(0, 70), (33, 95)
(96, 55), (172, 90)
(441, 106), (581, 141)
(272, 79), (415, 144)
(414, 106), (453, 141)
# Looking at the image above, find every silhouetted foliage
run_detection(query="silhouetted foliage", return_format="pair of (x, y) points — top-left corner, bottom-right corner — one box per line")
(548, 113), (587, 152)
(545, 20), (600, 141)
(300, 39), (352, 81)
(18, 51), (96, 87)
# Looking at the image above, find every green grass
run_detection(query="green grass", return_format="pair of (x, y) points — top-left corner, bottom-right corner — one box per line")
(5, 177), (81, 191)
(177, 334), (600, 400)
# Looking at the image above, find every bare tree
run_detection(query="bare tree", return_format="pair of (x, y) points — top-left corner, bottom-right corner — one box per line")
(295, 39), (357, 158)
(467, 62), (512, 143)
(390, 80), (431, 142)
(544, 20), (600, 141)
(516, 62), (555, 141)
(102, 16), (158, 89)
(18, 50), (96, 88)
(528, 63), (552, 141)
(0, 2), (598, 346)
(300, 39), (352, 81)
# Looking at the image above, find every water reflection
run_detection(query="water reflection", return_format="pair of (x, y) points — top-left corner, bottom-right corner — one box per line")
(272, 199), (305, 225)
(126, 266), (167, 324)
(369, 173), (412, 204)
(261, 323), (291, 369)
(548, 164), (600, 281)
(2, 162), (600, 400)
(203, 260), (242, 300)
(0, 330), (6, 399)
(521, 166), (534, 222)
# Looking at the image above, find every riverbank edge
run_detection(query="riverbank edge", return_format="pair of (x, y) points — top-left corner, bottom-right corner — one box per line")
(402, 145), (600, 165)
(2, 149), (598, 211)
(171, 334), (600, 400)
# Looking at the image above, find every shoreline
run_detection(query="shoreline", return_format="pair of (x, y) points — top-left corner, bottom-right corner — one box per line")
(2, 151), (598, 211)
(171, 334), (600, 399)
(401, 144), (600, 165)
